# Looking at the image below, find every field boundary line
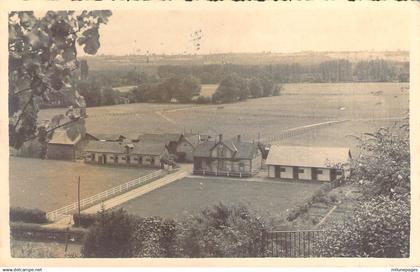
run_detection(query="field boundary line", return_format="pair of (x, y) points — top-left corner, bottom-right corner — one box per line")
(46, 170), (164, 222)
(261, 119), (349, 144)
(81, 169), (188, 214)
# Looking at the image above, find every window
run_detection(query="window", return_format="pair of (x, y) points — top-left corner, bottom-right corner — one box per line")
(298, 168), (305, 174)
(91, 153), (95, 161)
(336, 170), (343, 175)
(122, 157), (126, 160)
(316, 169), (323, 175)
(110, 156), (114, 159)
(280, 167), (286, 172)
(217, 147), (225, 158)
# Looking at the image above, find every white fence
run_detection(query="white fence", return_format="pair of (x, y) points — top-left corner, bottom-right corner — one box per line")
(46, 170), (164, 221)
(260, 120), (348, 144)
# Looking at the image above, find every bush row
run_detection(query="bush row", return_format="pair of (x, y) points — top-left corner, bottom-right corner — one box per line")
(10, 222), (88, 243)
(10, 207), (48, 224)
(73, 213), (97, 228)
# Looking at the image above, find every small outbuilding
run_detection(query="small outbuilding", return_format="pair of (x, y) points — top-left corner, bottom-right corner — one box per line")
(47, 129), (82, 161)
(265, 145), (352, 182)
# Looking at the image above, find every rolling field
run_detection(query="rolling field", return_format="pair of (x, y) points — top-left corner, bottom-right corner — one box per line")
(9, 157), (154, 212)
(114, 177), (323, 220)
(38, 82), (409, 142)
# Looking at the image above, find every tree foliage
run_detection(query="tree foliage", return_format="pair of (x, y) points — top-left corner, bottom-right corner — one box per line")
(212, 73), (279, 103)
(82, 208), (135, 258)
(9, 10), (111, 148)
(315, 196), (410, 257)
(82, 203), (273, 258)
(315, 119), (410, 257)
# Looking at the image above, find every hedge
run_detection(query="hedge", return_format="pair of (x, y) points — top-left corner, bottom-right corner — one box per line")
(73, 213), (97, 228)
(10, 222), (88, 243)
(10, 207), (48, 224)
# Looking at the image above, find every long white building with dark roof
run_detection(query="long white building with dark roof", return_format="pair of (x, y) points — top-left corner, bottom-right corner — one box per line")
(265, 145), (352, 181)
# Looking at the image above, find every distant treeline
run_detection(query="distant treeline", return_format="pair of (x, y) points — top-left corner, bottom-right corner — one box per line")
(40, 58), (409, 108)
(157, 59), (409, 84)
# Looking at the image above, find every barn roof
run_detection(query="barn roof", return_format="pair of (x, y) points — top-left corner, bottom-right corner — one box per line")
(266, 145), (351, 168)
(132, 142), (167, 155)
(84, 141), (166, 156)
(48, 129), (82, 145)
(84, 141), (125, 153)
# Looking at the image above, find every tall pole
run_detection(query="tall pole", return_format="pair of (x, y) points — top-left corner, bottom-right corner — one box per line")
(77, 176), (81, 227)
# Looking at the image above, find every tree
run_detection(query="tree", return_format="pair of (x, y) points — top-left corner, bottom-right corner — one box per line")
(315, 196), (410, 257)
(9, 10), (112, 148)
(177, 203), (273, 257)
(314, 119), (410, 257)
(101, 87), (118, 106)
(212, 74), (241, 103)
(260, 76), (275, 97)
(82, 208), (135, 258)
(80, 59), (89, 80)
(174, 75), (201, 103)
(248, 77), (263, 98)
(351, 120), (410, 197)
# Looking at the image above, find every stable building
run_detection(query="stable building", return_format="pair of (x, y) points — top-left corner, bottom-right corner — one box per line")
(193, 134), (262, 177)
(84, 141), (169, 168)
(266, 145), (352, 182)
(47, 129), (83, 161)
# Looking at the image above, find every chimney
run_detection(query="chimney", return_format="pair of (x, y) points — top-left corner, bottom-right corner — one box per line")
(219, 134), (223, 142)
(237, 135), (241, 142)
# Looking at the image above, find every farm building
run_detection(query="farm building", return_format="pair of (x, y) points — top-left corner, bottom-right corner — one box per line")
(265, 145), (352, 182)
(47, 129), (83, 161)
(193, 134), (262, 177)
(137, 133), (208, 163)
(84, 141), (169, 168)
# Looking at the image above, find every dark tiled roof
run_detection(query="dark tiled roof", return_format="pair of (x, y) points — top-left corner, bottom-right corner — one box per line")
(84, 141), (166, 156)
(193, 138), (259, 159)
(132, 142), (167, 156)
(84, 141), (126, 153)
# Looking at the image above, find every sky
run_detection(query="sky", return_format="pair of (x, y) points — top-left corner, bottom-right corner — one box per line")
(74, 5), (412, 56)
(92, 5), (413, 56)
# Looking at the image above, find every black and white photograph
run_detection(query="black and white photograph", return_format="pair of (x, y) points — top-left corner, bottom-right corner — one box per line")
(1, 1), (419, 266)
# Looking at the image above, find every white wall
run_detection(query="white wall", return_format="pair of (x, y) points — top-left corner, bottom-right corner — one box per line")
(268, 165), (275, 178)
(298, 167), (312, 180)
(316, 168), (331, 181)
(280, 166), (293, 179)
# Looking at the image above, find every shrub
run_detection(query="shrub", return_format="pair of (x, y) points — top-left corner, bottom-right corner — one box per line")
(195, 95), (212, 104)
(132, 217), (178, 257)
(10, 207), (48, 224)
(177, 203), (273, 257)
(314, 196), (410, 257)
(73, 213), (97, 228)
(82, 208), (136, 258)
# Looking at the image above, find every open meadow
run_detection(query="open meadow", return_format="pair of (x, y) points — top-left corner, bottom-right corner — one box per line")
(114, 177), (323, 220)
(9, 157), (154, 212)
(38, 82), (408, 143)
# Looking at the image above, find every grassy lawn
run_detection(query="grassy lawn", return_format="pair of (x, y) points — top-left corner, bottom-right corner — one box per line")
(9, 157), (154, 212)
(115, 177), (323, 220)
(200, 84), (218, 97)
